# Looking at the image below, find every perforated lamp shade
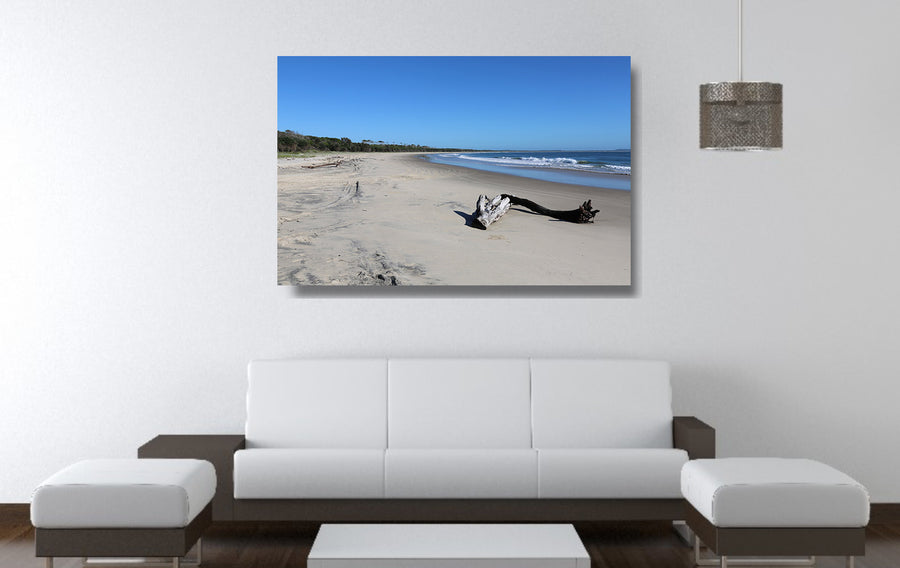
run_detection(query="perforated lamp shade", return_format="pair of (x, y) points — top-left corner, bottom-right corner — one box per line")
(699, 81), (782, 150)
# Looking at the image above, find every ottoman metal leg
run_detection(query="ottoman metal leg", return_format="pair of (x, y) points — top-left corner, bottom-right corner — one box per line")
(673, 520), (696, 546)
(847, 557), (854, 568)
(695, 536), (816, 566)
(46, 558), (53, 568)
(80, 539), (202, 568)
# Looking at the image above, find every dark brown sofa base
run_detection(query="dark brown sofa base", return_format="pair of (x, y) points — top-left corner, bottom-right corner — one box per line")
(35, 503), (212, 558)
(139, 417), (716, 524)
(686, 502), (866, 557)
(234, 498), (686, 522)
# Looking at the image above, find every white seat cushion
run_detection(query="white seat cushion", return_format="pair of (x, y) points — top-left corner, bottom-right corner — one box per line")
(531, 359), (674, 449)
(388, 359), (532, 449)
(384, 449), (538, 498)
(31, 459), (216, 529)
(234, 449), (384, 498)
(245, 359), (388, 449)
(538, 449), (688, 498)
(681, 458), (870, 527)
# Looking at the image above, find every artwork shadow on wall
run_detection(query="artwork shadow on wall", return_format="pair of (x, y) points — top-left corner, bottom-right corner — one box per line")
(277, 56), (631, 287)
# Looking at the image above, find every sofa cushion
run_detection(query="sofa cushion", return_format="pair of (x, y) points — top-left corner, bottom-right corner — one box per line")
(234, 449), (385, 498)
(245, 359), (387, 449)
(31, 459), (215, 528)
(388, 358), (532, 449)
(531, 359), (673, 449)
(538, 449), (688, 498)
(681, 458), (870, 527)
(384, 449), (538, 498)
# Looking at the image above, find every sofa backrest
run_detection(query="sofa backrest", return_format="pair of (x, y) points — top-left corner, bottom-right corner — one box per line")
(531, 359), (673, 449)
(244, 358), (674, 450)
(245, 359), (388, 449)
(388, 358), (532, 449)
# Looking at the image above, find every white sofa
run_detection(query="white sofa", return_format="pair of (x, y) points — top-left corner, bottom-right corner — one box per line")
(229, 358), (715, 522)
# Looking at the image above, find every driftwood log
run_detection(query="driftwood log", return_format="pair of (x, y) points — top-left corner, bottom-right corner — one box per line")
(302, 160), (343, 169)
(471, 194), (599, 229)
(473, 194), (511, 229)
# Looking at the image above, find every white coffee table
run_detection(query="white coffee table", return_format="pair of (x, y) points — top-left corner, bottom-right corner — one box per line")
(308, 524), (590, 568)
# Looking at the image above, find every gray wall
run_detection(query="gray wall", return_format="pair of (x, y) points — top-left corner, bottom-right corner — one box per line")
(2, 0), (899, 502)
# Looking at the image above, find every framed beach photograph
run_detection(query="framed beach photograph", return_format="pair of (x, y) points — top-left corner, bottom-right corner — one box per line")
(277, 56), (631, 286)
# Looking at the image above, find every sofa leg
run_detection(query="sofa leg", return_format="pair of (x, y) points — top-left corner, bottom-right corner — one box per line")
(173, 557), (180, 568)
(45, 558), (53, 568)
(846, 557), (854, 568)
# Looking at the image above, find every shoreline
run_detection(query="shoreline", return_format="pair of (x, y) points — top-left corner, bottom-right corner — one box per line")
(419, 152), (632, 191)
(405, 153), (629, 197)
(277, 152), (631, 286)
(416, 153), (632, 188)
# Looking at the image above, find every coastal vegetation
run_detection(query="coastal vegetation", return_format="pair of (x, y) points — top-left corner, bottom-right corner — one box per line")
(278, 130), (474, 154)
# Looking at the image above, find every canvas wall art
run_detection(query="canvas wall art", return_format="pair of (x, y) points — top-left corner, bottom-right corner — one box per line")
(277, 56), (631, 286)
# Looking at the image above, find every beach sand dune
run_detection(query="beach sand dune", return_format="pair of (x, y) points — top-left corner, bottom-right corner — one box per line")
(277, 152), (631, 286)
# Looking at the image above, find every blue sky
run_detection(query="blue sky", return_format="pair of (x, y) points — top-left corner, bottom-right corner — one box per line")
(277, 56), (630, 151)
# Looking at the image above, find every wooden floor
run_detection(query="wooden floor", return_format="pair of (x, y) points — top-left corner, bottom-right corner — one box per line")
(2, 521), (899, 568)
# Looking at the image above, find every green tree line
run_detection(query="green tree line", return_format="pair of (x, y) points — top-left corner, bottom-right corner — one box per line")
(278, 130), (475, 153)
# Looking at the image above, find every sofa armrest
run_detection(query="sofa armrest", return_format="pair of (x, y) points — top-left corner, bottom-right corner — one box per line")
(138, 434), (245, 521)
(672, 416), (715, 460)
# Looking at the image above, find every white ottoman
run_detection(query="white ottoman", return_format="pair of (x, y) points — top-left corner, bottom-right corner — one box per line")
(32, 459), (216, 568)
(681, 458), (869, 568)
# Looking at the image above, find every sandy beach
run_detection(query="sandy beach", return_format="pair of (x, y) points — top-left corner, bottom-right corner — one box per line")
(277, 152), (631, 286)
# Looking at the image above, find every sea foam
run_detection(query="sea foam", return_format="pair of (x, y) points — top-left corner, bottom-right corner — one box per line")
(443, 153), (630, 175)
(425, 150), (632, 190)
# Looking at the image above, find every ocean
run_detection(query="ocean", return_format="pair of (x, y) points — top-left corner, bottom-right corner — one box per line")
(423, 150), (631, 191)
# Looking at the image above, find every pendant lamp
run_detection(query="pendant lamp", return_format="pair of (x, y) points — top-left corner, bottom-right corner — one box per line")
(700, 0), (782, 150)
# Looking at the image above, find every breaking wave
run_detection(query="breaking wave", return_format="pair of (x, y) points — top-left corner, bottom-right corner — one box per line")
(442, 152), (630, 175)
